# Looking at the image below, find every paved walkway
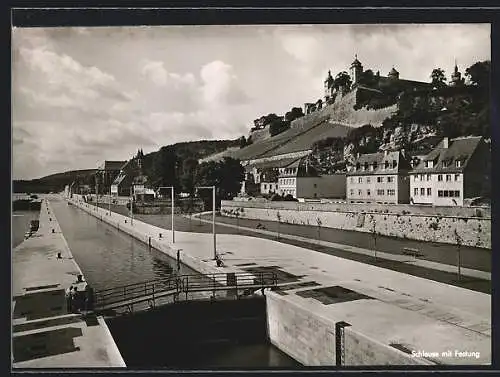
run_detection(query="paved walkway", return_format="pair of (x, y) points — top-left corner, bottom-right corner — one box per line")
(95, 203), (490, 293)
(73, 196), (490, 365)
(12, 198), (125, 368)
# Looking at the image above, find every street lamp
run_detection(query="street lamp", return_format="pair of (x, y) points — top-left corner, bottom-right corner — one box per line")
(108, 184), (112, 216)
(196, 185), (216, 260)
(157, 186), (175, 244)
(129, 186), (134, 225)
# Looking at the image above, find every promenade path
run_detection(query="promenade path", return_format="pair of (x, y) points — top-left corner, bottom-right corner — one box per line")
(95, 203), (490, 293)
(12, 198), (125, 368)
(76, 196), (490, 365)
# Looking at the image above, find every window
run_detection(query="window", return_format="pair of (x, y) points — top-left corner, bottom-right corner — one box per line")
(373, 162), (378, 170)
(264, 184), (267, 189)
(387, 189), (395, 196)
(356, 163), (360, 170)
(443, 160), (451, 168)
(350, 177), (354, 184)
(438, 190), (443, 197)
(367, 177), (371, 183)
(364, 162), (369, 171)
(444, 191), (449, 197)
(454, 174), (460, 181)
(427, 188), (432, 196)
(426, 174), (431, 181)
(350, 189), (354, 196)
(313, 183), (317, 188)
(384, 161), (389, 169)
(446, 174), (451, 182)
(387, 176), (394, 183)
(377, 189), (385, 196)
(367, 189), (371, 196)
(420, 174), (424, 181)
(425, 160), (433, 168)
(392, 160), (397, 168)
(438, 175), (443, 181)
(454, 190), (460, 197)
(420, 188), (425, 196)
(414, 188), (418, 196)
(456, 160), (462, 168)
(358, 190), (362, 196)
(377, 177), (383, 183)
(358, 177), (363, 183)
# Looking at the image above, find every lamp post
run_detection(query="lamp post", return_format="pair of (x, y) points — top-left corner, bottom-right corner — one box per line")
(196, 185), (216, 260)
(129, 186), (134, 225)
(157, 186), (175, 244)
(108, 184), (112, 216)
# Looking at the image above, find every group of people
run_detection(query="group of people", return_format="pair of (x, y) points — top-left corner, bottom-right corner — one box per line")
(66, 281), (95, 313)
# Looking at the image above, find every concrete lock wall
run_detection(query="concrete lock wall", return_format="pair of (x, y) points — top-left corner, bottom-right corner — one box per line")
(343, 327), (433, 366)
(221, 201), (491, 249)
(266, 293), (336, 365)
(265, 293), (431, 366)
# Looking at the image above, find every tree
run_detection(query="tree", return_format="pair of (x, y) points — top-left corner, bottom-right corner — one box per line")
(269, 118), (291, 137)
(465, 61), (490, 88)
(152, 147), (178, 189)
(358, 69), (378, 88)
(334, 71), (352, 93)
(430, 68), (447, 87)
(285, 107), (305, 122)
(195, 157), (244, 207)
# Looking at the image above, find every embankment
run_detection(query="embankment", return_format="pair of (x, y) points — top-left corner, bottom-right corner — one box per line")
(221, 201), (491, 249)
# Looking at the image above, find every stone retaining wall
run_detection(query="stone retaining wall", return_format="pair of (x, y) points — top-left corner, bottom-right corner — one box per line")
(221, 201), (491, 249)
(266, 293), (432, 366)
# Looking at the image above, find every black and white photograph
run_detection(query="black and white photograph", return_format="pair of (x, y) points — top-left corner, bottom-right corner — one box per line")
(11, 19), (492, 369)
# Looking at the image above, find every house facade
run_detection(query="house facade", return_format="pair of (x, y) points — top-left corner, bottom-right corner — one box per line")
(111, 150), (149, 197)
(277, 157), (345, 199)
(409, 136), (490, 206)
(346, 150), (411, 204)
(96, 160), (126, 195)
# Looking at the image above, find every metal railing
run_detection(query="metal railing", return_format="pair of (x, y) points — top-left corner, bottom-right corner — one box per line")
(92, 271), (278, 314)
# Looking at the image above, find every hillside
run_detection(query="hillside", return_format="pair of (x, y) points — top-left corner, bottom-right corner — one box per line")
(206, 60), (490, 174)
(13, 169), (98, 194)
(14, 139), (240, 194)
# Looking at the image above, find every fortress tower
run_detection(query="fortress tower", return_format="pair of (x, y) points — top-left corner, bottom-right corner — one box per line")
(350, 55), (363, 86)
(388, 67), (400, 80)
(324, 70), (334, 102)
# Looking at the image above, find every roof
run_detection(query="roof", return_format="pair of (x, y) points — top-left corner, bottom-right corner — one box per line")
(279, 157), (318, 178)
(410, 136), (483, 174)
(351, 58), (362, 67)
(346, 151), (411, 176)
(98, 161), (127, 171)
(112, 173), (126, 186)
(388, 67), (399, 75)
(247, 156), (302, 170)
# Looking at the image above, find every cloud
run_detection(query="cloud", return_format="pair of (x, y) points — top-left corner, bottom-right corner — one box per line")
(141, 59), (196, 87)
(280, 34), (322, 64)
(200, 60), (249, 106)
(11, 25), (490, 179)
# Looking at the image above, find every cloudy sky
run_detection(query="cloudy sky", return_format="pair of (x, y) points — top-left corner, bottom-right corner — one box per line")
(12, 24), (490, 179)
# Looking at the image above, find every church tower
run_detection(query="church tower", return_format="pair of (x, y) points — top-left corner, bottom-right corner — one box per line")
(350, 55), (363, 87)
(450, 60), (463, 86)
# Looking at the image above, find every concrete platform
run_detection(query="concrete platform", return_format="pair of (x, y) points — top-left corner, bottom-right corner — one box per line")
(12, 199), (126, 368)
(68, 195), (491, 365)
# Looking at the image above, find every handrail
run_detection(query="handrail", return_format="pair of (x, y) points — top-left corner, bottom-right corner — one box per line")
(92, 271), (278, 312)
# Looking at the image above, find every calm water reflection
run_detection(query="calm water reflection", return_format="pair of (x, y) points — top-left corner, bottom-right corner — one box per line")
(50, 198), (198, 291)
(45, 197), (300, 368)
